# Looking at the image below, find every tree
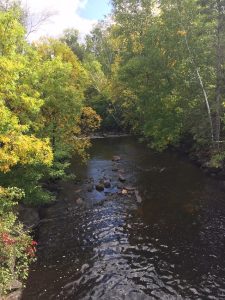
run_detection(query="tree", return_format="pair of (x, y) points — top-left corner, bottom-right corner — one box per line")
(35, 38), (88, 156)
(0, 9), (53, 173)
(60, 28), (85, 61)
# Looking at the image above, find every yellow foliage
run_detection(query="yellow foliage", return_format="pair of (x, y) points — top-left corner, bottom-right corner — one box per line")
(0, 133), (53, 173)
(177, 30), (187, 36)
(79, 107), (102, 134)
(0, 89), (53, 173)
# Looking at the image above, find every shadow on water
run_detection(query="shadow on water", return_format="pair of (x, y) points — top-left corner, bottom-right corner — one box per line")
(22, 137), (225, 299)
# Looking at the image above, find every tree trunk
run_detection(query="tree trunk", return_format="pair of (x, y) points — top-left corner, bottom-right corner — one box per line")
(214, 0), (224, 146)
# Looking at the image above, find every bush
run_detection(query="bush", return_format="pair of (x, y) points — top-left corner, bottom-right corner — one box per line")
(0, 187), (37, 296)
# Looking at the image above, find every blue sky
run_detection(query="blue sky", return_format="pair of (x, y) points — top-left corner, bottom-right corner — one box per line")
(79, 0), (112, 20)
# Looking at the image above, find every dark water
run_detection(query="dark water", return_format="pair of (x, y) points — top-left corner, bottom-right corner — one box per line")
(22, 137), (225, 299)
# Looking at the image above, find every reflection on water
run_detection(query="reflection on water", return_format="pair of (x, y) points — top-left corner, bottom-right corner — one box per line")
(22, 137), (225, 299)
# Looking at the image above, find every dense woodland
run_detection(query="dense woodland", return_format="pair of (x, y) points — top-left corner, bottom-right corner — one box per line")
(1, 0), (225, 295)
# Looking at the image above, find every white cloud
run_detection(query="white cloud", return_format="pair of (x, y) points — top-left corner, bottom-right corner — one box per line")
(21, 0), (97, 41)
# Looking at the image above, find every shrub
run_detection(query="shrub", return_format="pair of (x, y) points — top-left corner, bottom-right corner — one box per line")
(0, 187), (37, 296)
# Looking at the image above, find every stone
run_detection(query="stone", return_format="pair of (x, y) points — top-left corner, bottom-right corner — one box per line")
(8, 280), (22, 291)
(104, 180), (111, 188)
(112, 155), (121, 162)
(112, 168), (119, 172)
(119, 174), (126, 182)
(122, 189), (128, 195)
(6, 289), (23, 300)
(124, 186), (136, 191)
(95, 183), (104, 192)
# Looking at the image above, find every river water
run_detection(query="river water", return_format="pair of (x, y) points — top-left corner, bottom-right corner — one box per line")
(22, 137), (225, 299)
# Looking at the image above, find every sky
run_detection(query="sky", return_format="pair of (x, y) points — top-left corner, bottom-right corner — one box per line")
(21, 0), (112, 41)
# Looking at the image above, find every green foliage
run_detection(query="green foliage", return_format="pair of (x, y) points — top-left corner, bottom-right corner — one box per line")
(60, 28), (85, 61)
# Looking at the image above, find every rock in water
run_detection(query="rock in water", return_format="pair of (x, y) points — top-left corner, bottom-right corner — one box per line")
(124, 186), (136, 191)
(96, 183), (104, 192)
(119, 174), (126, 182)
(112, 155), (121, 162)
(104, 180), (111, 188)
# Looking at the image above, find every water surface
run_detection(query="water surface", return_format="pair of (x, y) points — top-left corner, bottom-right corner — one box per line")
(22, 137), (225, 299)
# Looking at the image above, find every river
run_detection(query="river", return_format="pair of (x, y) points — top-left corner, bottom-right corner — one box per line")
(22, 137), (225, 299)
